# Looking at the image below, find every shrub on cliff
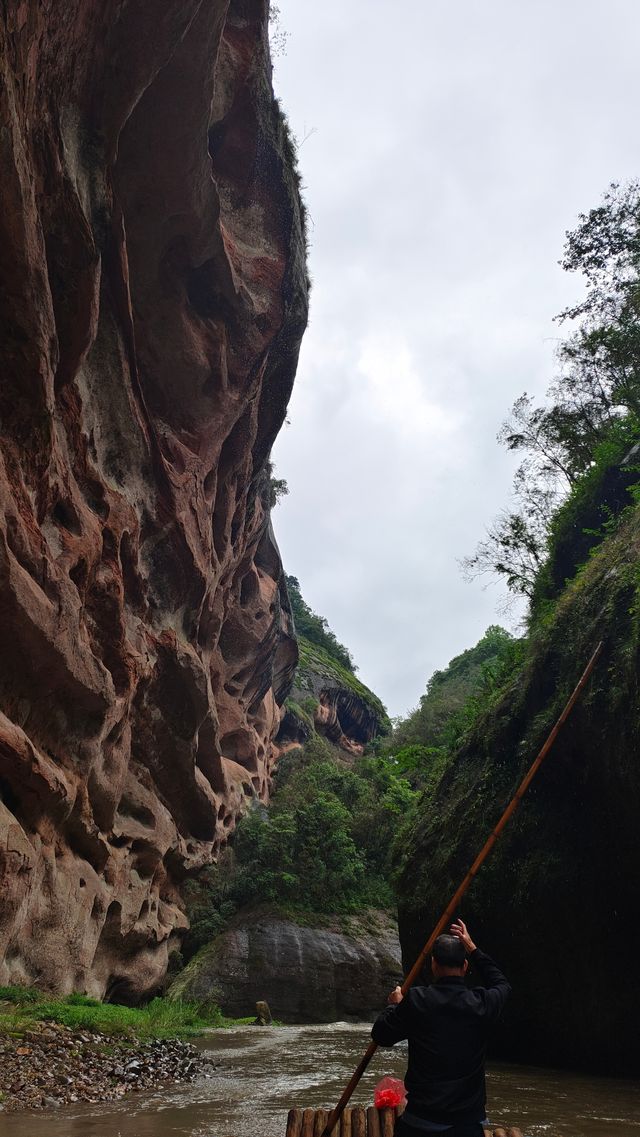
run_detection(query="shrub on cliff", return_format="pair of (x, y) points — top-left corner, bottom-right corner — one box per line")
(233, 793), (365, 911)
(232, 752), (415, 913)
(183, 741), (416, 943)
(182, 849), (239, 959)
(385, 626), (519, 765)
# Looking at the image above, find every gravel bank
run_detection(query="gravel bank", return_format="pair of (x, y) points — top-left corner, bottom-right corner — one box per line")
(0, 1021), (216, 1111)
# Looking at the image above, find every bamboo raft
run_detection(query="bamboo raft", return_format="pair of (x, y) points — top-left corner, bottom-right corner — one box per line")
(285, 1108), (523, 1137)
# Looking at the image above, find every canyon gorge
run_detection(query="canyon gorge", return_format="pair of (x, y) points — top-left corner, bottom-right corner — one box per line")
(1, 0), (639, 1094)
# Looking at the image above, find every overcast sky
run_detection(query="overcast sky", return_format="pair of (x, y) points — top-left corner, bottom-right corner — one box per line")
(270, 0), (640, 718)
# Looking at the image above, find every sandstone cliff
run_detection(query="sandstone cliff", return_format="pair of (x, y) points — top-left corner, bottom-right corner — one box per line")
(277, 580), (389, 758)
(291, 638), (388, 756)
(170, 907), (401, 1022)
(0, 0), (308, 999)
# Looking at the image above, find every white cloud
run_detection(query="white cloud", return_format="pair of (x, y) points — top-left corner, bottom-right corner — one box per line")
(356, 336), (462, 440)
(271, 0), (640, 715)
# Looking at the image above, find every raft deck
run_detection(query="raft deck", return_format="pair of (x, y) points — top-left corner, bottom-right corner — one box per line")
(285, 1107), (523, 1136)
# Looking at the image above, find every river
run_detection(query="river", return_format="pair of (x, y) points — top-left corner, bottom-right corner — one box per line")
(0, 1023), (638, 1137)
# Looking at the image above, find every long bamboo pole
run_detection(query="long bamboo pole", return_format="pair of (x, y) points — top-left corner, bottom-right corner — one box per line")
(321, 641), (603, 1137)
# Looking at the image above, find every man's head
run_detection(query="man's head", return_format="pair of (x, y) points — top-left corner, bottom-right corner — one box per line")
(431, 934), (468, 978)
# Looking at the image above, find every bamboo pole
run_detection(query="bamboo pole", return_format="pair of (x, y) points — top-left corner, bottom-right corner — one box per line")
(365, 1106), (381, 1137)
(314, 1110), (329, 1136)
(321, 641), (603, 1136)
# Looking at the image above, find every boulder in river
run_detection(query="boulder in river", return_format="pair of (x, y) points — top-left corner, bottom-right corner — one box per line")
(254, 1000), (272, 1025)
(170, 907), (401, 1022)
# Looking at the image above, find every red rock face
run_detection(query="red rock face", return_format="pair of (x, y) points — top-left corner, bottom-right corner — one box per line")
(0, 0), (307, 998)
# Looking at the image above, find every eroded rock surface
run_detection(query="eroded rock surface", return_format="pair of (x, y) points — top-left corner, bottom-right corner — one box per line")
(313, 688), (381, 755)
(170, 908), (402, 1022)
(284, 648), (389, 757)
(0, 0), (307, 998)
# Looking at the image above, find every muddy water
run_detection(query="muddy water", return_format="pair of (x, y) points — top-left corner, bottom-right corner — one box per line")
(0, 1023), (638, 1137)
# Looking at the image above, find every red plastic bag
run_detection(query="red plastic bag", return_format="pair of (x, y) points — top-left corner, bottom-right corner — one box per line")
(374, 1075), (406, 1110)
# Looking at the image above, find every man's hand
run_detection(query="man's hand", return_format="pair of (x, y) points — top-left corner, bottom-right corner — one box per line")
(387, 985), (403, 1005)
(450, 918), (476, 954)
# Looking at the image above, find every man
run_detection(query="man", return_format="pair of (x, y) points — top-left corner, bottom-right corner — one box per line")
(371, 919), (511, 1137)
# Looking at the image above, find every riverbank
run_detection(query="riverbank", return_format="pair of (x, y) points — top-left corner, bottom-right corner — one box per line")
(0, 986), (251, 1112)
(0, 1019), (215, 1111)
(1, 1023), (636, 1137)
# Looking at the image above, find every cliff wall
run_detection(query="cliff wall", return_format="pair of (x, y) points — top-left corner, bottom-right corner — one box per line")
(397, 507), (640, 1073)
(0, 0), (308, 999)
(170, 907), (402, 1022)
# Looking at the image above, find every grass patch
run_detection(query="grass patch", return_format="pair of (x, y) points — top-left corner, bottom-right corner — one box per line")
(0, 1011), (30, 1036)
(0, 985), (40, 1005)
(0, 989), (223, 1039)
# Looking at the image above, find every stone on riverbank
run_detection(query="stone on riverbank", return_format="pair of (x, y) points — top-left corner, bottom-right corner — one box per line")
(0, 1021), (215, 1112)
(254, 1000), (272, 1025)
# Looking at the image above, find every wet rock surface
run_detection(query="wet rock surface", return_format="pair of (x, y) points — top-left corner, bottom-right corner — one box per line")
(171, 908), (402, 1022)
(0, 1022), (214, 1112)
(0, 0), (307, 999)
(396, 511), (640, 1074)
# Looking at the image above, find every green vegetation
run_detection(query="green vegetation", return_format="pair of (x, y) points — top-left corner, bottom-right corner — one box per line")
(387, 626), (519, 758)
(284, 697), (314, 732)
(283, 576), (389, 734)
(463, 182), (640, 604)
(184, 732), (415, 958)
(243, 749), (415, 911)
(268, 3), (288, 58)
(395, 502), (640, 1070)
(391, 183), (640, 922)
(0, 987), (219, 1038)
(181, 624), (525, 968)
(363, 626), (525, 863)
(530, 412), (640, 615)
(265, 459), (289, 508)
(184, 566), (395, 958)
(296, 636), (389, 729)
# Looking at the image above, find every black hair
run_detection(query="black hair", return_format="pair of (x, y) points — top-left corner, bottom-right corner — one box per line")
(432, 934), (466, 968)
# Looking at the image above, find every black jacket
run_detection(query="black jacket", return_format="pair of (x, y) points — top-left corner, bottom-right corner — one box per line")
(371, 949), (511, 1124)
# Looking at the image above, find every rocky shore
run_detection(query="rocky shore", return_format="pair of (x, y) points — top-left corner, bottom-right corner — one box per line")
(0, 1021), (215, 1112)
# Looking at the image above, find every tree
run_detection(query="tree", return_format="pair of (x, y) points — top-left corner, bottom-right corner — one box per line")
(556, 182), (640, 420)
(268, 3), (289, 58)
(387, 627), (516, 751)
(264, 458), (289, 507)
(464, 182), (640, 601)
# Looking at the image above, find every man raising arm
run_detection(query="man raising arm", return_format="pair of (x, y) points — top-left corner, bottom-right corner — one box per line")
(372, 920), (511, 1137)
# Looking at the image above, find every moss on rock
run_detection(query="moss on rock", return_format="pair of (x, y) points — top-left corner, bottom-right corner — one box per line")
(397, 505), (640, 1074)
(295, 636), (390, 731)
